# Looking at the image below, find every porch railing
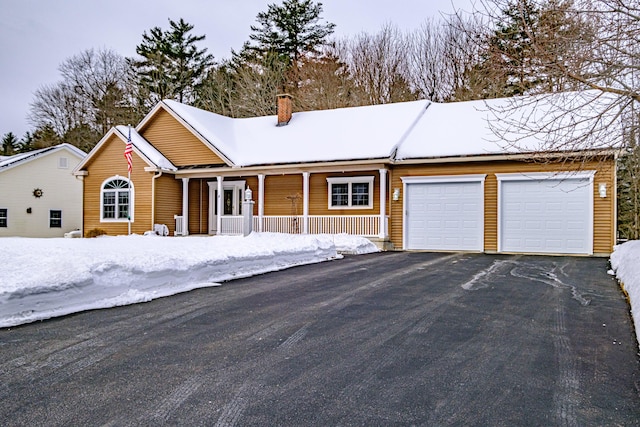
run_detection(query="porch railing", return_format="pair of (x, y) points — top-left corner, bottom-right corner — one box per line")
(175, 214), (387, 238)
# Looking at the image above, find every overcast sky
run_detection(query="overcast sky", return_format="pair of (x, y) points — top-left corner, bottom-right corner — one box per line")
(0, 0), (471, 139)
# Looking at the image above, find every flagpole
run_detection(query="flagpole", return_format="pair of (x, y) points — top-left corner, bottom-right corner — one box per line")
(127, 125), (132, 236)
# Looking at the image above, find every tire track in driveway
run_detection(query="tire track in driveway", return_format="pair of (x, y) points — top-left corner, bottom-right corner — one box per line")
(553, 304), (580, 427)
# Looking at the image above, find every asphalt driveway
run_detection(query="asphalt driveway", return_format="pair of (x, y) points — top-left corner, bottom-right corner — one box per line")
(1, 252), (638, 426)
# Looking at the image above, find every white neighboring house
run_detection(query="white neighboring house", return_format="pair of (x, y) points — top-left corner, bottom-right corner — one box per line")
(0, 143), (86, 237)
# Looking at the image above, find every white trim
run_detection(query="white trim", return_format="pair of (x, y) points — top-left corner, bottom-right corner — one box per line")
(379, 169), (387, 239)
(258, 174), (265, 232)
(181, 178), (189, 236)
(402, 174), (486, 251)
(210, 179), (246, 235)
(326, 176), (375, 210)
(99, 175), (134, 223)
(401, 174), (488, 184)
(303, 172), (310, 234)
(496, 171), (595, 254)
(495, 171), (596, 182)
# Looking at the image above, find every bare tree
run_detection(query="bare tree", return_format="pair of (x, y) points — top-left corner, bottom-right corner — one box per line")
(295, 42), (364, 111)
(231, 52), (289, 117)
(29, 48), (139, 150)
(344, 24), (418, 105)
(407, 17), (486, 102)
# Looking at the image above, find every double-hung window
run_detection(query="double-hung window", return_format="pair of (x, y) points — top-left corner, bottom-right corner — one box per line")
(0, 208), (7, 227)
(327, 176), (374, 209)
(50, 210), (62, 228)
(101, 177), (134, 222)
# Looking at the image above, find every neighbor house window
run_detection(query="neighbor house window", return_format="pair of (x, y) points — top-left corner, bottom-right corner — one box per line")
(50, 210), (62, 228)
(0, 208), (7, 227)
(101, 177), (134, 222)
(326, 176), (374, 209)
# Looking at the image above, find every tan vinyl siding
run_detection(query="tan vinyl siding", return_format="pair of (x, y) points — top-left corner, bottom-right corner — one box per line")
(264, 174), (304, 216)
(83, 134), (153, 236)
(389, 158), (616, 254)
(592, 161), (615, 255)
(140, 109), (227, 167)
(188, 179), (209, 235)
(154, 174), (182, 235)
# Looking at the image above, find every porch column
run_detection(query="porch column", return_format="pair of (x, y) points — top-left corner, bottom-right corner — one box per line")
(181, 178), (189, 236)
(379, 169), (387, 239)
(258, 174), (265, 232)
(216, 176), (223, 235)
(302, 172), (309, 234)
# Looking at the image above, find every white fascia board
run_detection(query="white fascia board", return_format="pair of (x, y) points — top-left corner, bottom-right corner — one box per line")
(401, 174), (487, 184)
(495, 171), (596, 182)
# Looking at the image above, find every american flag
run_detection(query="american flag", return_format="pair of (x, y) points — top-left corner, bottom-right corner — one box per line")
(124, 126), (133, 173)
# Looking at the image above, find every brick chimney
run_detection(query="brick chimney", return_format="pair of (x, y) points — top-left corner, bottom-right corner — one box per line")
(277, 94), (293, 126)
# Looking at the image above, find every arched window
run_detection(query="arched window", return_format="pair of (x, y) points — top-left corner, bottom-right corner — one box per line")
(101, 177), (134, 222)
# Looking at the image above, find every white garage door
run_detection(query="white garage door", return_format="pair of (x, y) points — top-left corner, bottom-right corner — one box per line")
(498, 173), (594, 254)
(403, 176), (485, 251)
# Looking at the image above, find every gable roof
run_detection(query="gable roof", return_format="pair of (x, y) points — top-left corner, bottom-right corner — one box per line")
(78, 91), (621, 174)
(163, 99), (431, 167)
(74, 126), (176, 174)
(0, 143), (86, 174)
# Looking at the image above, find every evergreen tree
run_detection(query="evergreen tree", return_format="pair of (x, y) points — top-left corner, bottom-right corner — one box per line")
(240, 0), (335, 90)
(132, 18), (214, 106)
(16, 132), (34, 153)
(247, 0), (335, 62)
(1, 132), (18, 156)
(31, 125), (61, 149)
(618, 143), (640, 240)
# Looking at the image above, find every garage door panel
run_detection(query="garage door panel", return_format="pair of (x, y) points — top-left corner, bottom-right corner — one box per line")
(500, 178), (591, 254)
(406, 181), (483, 251)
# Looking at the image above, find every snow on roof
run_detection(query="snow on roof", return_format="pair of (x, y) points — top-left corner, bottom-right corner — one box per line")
(397, 91), (623, 160)
(158, 91), (621, 168)
(114, 125), (177, 171)
(0, 143), (85, 172)
(163, 99), (431, 166)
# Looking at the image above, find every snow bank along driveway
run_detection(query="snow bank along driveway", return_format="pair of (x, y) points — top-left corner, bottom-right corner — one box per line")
(0, 233), (378, 328)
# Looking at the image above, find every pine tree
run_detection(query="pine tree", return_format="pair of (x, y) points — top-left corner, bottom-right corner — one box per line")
(1, 132), (18, 156)
(133, 18), (214, 105)
(241, 0), (335, 90)
(16, 132), (34, 153)
(248, 0), (335, 62)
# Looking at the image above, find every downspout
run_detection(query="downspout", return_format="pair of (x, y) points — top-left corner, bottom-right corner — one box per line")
(152, 169), (163, 229)
(74, 174), (85, 237)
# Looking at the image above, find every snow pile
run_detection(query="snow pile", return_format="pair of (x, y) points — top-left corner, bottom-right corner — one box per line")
(610, 240), (640, 349)
(0, 233), (378, 328)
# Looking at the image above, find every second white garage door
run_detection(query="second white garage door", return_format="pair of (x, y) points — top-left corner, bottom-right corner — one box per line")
(403, 176), (485, 251)
(498, 172), (594, 255)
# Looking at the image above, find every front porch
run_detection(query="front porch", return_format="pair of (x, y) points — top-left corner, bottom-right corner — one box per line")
(172, 168), (390, 240)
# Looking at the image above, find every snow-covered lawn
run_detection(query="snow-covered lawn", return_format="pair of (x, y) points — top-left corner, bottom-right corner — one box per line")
(2, 233), (638, 348)
(0, 233), (378, 328)
(609, 240), (640, 349)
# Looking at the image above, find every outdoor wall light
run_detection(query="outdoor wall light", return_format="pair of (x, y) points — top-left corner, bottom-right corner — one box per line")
(392, 188), (400, 201)
(599, 183), (607, 198)
(245, 187), (253, 201)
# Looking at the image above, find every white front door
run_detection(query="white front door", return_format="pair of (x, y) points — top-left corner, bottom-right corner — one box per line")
(208, 181), (245, 234)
